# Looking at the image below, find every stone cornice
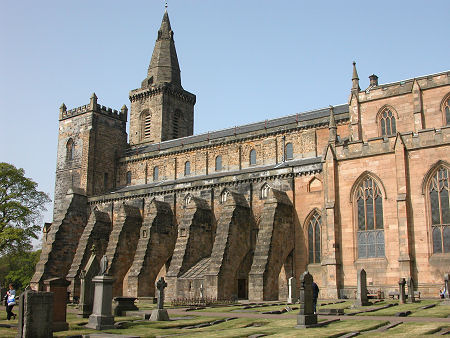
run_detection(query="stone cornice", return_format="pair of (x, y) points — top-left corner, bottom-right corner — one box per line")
(129, 84), (196, 104)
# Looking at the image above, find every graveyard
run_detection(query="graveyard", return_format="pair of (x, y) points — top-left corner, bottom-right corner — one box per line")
(1, 270), (449, 337)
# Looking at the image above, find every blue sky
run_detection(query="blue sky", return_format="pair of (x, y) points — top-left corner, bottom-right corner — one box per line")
(1, 0), (449, 227)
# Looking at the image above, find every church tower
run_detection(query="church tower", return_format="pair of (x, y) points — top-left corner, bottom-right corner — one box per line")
(129, 10), (196, 145)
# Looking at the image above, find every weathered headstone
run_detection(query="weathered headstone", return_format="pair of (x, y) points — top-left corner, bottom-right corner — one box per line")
(407, 277), (415, 303)
(296, 271), (317, 328)
(78, 252), (100, 318)
(287, 277), (296, 304)
(149, 277), (169, 321)
(355, 269), (370, 306)
(86, 255), (116, 330)
(113, 297), (138, 316)
(398, 278), (406, 304)
(44, 277), (70, 331)
(17, 289), (53, 338)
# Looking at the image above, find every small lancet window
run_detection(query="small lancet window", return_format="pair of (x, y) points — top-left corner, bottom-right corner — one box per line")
(355, 176), (385, 258)
(261, 183), (270, 200)
(285, 143), (293, 160)
(185, 161), (191, 176)
(215, 155), (222, 171)
(307, 212), (321, 264)
(220, 189), (230, 204)
(153, 166), (159, 181)
(429, 166), (450, 253)
(379, 108), (396, 137)
(249, 149), (256, 165)
(66, 138), (74, 161)
(444, 97), (450, 126)
(126, 171), (132, 185)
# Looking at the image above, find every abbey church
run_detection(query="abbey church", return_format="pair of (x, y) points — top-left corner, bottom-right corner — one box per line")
(31, 10), (450, 300)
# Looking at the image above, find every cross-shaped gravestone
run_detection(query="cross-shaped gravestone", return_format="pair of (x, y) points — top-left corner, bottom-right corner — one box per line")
(398, 278), (406, 304)
(407, 277), (415, 303)
(156, 277), (168, 310)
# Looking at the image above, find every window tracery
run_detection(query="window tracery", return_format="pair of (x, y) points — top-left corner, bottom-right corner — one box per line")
(307, 212), (321, 264)
(429, 166), (450, 253)
(379, 108), (396, 137)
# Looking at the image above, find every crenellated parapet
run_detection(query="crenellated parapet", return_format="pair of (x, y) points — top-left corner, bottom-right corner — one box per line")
(59, 103), (127, 122)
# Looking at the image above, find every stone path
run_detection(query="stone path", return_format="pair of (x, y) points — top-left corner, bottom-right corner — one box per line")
(166, 308), (450, 323)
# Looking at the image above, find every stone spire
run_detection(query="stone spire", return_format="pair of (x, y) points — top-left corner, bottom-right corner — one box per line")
(328, 105), (337, 143)
(352, 61), (360, 93)
(143, 9), (181, 88)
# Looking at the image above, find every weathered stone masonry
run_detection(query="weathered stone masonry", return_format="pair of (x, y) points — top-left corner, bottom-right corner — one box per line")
(32, 10), (450, 300)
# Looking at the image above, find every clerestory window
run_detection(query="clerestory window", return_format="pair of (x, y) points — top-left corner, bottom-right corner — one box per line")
(379, 108), (396, 137)
(249, 149), (256, 166)
(285, 143), (293, 160)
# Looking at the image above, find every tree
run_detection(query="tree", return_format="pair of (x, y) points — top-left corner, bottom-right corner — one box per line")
(0, 163), (50, 255)
(0, 249), (41, 291)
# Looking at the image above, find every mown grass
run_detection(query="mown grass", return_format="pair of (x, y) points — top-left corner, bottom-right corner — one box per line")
(361, 321), (450, 337)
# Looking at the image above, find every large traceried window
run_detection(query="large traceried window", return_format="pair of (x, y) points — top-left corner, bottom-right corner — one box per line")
(355, 176), (385, 258)
(379, 108), (396, 137)
(429, 166), (450, 253)
(307, 212), (321, 264)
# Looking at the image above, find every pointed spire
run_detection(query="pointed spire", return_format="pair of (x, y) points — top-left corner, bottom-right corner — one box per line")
(328, 105), (337, 143)
(143, 9), (181, 88)
(352, 61), (360, 93)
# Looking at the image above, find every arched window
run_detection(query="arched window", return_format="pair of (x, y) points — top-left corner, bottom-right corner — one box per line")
(66, 138), (74, 161)
(285, 143), (293, 160)
(220, 189), (230, 204)
(126, 171), (132, 185)
(428, 166), (450, 253)
(443, 96), (450, 126)
(261, 183), (270, 200)
(249, 149), (256, 165)
(355, 176), (385, 258)
(215, 155), (222, 171)
(140, 110), (151, 141)
(153, 166), (159, 181)
(184, 161), (191, 176)
(307, 212), (321, 264)
(379, 108), (396, 137)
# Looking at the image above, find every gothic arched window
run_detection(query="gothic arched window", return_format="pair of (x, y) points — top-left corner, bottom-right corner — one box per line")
(184, 161), (191, 176)
(261, 183), (270, 200)
(307, 212), (321, 264)
(443, 96), (450, 126)
(249, 149), (256, 165)
(215, 155), (222, 171)
(140, 110), (151, 141)
(285, 143), (293, 160)
(66, 138), (74, 161)
(379, 108), (396, 137)
(428, 166), (450, 253)
(153, 166), (159, 181)
(355, 176), (385, 258)
(126, 171), (132, 185)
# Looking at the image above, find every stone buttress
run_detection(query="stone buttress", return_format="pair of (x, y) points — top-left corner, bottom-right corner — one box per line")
(204, 191), (252, 299)
(248, 189), (294, 301)
(31, 190), (89, 290)
(127, 199), (176, 297)
(165, 196), (214, 300)
(105, 203), (142, 296)
(67, 209), (112, 298)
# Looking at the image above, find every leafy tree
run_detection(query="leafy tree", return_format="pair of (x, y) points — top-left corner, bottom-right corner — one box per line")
(0, 162), (50, 255)
(0, 250), (41, 291)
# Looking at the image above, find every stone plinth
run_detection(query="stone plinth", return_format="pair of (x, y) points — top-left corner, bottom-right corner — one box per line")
(86, 275), (115, 330)
(44, 277), (70, 331)
(398, 278), (406, 304)
(149, 309), (169, 321)
(113, 297), (138, 316)
(17, 290), (53, 338)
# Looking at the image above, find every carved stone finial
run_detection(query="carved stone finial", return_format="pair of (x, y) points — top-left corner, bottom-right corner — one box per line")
(99, 255), (108, 275)
(60, 103), (67, 113)
(90, 244), (97, 256)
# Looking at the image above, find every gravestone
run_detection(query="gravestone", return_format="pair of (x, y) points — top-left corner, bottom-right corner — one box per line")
(113, 297), (138, 316)
(44, 277), (70, 331)
(200, 283), (204, 300)
(398, 278), (406, 304)
(407, 277), (415, 303)
(355, 269), (370, 306)
(296, 271), (317, 328)
(86, 255), (116, 330)
(149, 277), (169, 321)
(287, 277), (296, 304)
(78, 252), (100, 318)
(17, 289), (53, 338)
(442, 273), (450, 305)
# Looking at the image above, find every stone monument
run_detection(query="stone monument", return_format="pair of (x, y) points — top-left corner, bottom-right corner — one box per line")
(398, 278), (406, 304)
(296, 271), (317, 328)
(355, 269), (370, 306)
(407, 277), (415, 303)
(17, 289), (53, 338)
(86, 255), (116, 330)
(44, 277), (70, 331)
(287, 277), (296, 304)
(78, 251), (100, 318)
(149, 277), (169, 321)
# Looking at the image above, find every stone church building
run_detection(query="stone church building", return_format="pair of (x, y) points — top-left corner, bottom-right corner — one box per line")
(31, 10), (450, 301)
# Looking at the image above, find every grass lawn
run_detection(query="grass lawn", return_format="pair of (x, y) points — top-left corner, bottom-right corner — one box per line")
(360, 321), (450, 337)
